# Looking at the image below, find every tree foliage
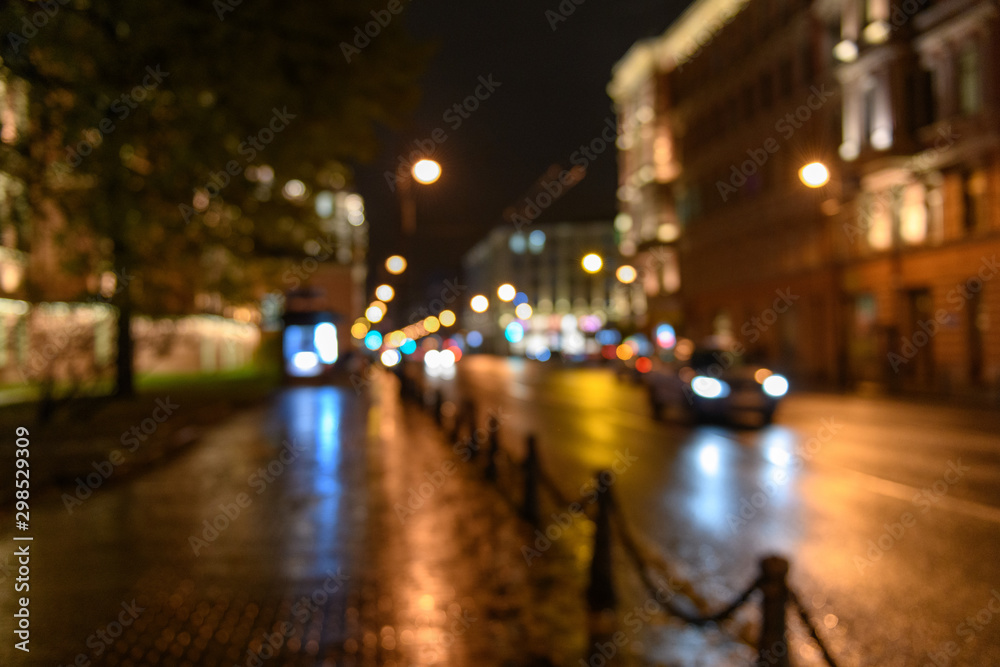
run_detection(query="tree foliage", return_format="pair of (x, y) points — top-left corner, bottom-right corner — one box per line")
(1, 0), (429, 392)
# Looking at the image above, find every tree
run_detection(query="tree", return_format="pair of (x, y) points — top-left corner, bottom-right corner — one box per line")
(1, 0), (429, 395)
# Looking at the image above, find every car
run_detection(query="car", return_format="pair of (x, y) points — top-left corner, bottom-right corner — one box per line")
(645, 348), (789, 425)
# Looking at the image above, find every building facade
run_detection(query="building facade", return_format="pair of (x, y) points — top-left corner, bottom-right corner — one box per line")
(610, 0), (1000, 395)
(461, 221), (636, 357)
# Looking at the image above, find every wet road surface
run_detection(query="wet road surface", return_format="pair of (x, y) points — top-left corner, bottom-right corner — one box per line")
(429, 355), (1000, 667)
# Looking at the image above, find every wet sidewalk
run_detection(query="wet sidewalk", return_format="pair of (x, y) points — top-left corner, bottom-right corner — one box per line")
(0, 371), (590, 666)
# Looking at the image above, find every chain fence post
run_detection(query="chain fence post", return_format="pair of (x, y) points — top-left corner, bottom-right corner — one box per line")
(433, 389), (444, 426)
(585, 477), (617, 665)
(463, 400), (478, 461)
(522, 435), (539, 525)
(756, 555), (791, 667)
(484, 424), (499, 482)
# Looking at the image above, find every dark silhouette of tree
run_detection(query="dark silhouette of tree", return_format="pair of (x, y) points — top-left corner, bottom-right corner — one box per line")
(1, 0), (429, 395)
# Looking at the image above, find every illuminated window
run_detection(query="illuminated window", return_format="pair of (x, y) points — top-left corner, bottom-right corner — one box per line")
(860, 192), (892, 250)
(899, 183), (927, 245)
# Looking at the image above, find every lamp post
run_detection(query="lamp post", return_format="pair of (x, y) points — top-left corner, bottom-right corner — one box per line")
(399, 158), (441, 235)
(798, 159), (854, 391)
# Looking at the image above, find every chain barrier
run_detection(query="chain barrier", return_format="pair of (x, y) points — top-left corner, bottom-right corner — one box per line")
(405, 377), (842, 667)
(608, 490), (755, 627)
(788, 590), (841, 667)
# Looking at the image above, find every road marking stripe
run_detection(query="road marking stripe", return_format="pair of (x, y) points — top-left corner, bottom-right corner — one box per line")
(837, 466), (1000, 524)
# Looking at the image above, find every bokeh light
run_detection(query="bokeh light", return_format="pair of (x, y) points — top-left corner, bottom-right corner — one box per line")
(439, 310), (456, 327)
(582, 253), (603, 273)
(616, 265), (637, 284)
(799, 162), (830, 188)
(412, 159), (442, 184)
(364, 331), (383, 351)
(386, 255), (407, 274)
(470, 295), (489, 313)
(504, 321), (524, 343)
(497, 284), (516, 302)
(375, 284), (395, 302)
(380, 349), (401, 367)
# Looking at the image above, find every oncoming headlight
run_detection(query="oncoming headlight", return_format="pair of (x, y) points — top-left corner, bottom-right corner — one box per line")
(762, 374), (789, 397)
(691, 376), (730, 399)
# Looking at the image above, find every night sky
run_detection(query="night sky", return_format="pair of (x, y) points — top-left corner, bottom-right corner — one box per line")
(353, 0), (689, 302)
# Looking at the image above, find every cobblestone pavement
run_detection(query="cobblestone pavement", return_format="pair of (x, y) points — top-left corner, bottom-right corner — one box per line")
(0, 373), (592, 667)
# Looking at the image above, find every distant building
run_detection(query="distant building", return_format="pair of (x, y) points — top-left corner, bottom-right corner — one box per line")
(461, 221), (638, 357)
(610, 0), (1000, 395)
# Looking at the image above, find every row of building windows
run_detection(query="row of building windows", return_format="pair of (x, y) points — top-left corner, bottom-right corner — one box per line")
(669, 0), (814, 100)
(680, 42), (821, 155)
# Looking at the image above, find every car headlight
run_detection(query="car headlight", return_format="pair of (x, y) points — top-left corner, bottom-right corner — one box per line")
(762, 374), (789, 397)
(691, 376), (730, 399)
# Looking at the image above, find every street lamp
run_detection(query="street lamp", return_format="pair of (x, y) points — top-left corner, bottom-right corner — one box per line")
(497, 283), (516, 302)
(375, 284), (395, 302)
(799, 162), (831, 188)
(582, 253), (603, 273)
(400, 159), (442, 234)
(412, 159), (442, 185)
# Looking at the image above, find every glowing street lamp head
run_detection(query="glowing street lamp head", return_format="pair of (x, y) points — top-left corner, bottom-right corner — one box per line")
(375, 284), (394, 302)
(799, 162), (830, 188)
(385, 255), (407, 275)
(615, 265), (637, 284)
(470, 295), (489, 313)
(497, 283), (516, 302)
(582, 253), (603, 273)
(412, 159), (442, 185)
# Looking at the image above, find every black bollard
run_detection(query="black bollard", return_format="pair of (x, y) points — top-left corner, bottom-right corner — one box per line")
(522, 435), (540, 525)
(484, 423), (499, 482)
(756, 556), (791, 667)
(585, 477), (617, 663)
(433, 390), (444, 426)
(463, 401), (478, 461)
(448, 400), (463, 443)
